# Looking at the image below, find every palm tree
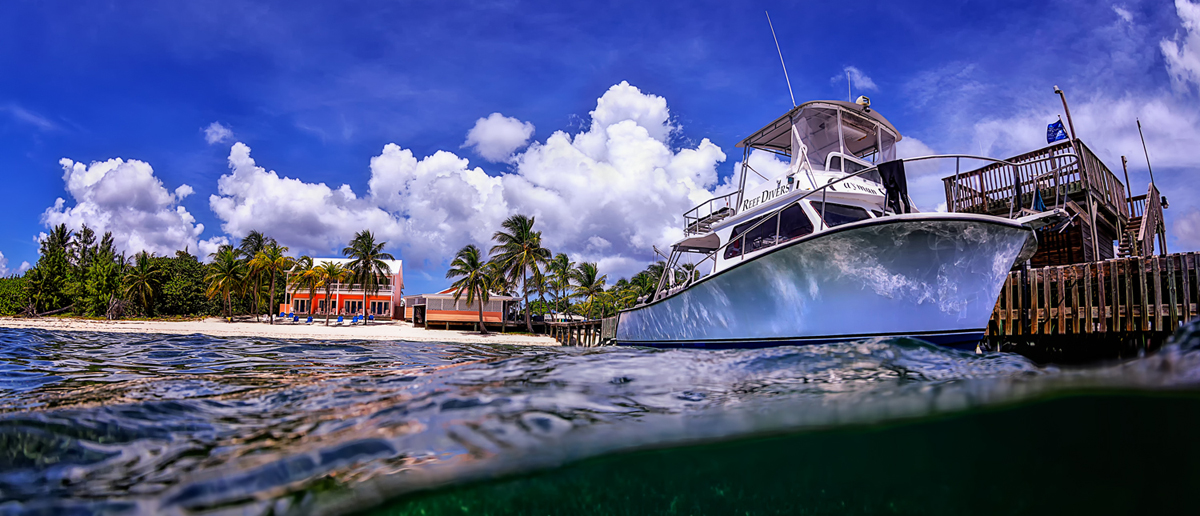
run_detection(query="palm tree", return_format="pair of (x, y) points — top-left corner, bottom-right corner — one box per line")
(205, 247), (247, 320)
(288, 255), (317, 315)
(41, 224), (73, 256)
(446, 244), (493, 334)
(490, 214), (550, 333)
(570, 262), (607, 320)
(250, 242), (295, 324)
(314, 261), (348, 326)
(238, 231), (271, 321)
(547, 253), (574, 317)
(342, 230), (395, 322)
(123, 252), (164, 316)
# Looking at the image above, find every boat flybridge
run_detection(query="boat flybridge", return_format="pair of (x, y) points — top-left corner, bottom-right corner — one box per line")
(613, 98), (1070, 349)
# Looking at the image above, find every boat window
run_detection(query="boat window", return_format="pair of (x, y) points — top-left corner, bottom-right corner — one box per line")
(723, 205), (814, 259)
(828, 155), (842, 173)
(811, 202), (872, 228)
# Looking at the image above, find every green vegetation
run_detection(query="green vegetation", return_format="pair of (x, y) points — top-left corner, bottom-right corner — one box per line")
(449, 214), (682, 326)
(0, 223), (397, 322)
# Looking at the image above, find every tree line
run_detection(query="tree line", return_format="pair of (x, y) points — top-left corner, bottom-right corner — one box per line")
(446, 214), (688, 334)
(0, 218), (682, 330)
(0, 224), (395, 324)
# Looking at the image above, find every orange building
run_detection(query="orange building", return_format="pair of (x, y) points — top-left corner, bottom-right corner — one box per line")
(283, 258), (403, 319)
(402, 288), (516, 330)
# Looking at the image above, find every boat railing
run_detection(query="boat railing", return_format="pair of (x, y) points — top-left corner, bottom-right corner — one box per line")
(683, 191), (739, 236)
(652, 153), (1080, 303)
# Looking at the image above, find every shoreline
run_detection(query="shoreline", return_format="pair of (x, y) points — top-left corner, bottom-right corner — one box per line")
(0, 316), (561, 347)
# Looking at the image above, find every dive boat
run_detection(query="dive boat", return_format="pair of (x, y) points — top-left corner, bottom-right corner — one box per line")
(614, 99), (1065, 349)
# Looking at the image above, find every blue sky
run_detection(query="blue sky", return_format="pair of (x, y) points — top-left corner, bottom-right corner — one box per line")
(2, 0), (1199, 295)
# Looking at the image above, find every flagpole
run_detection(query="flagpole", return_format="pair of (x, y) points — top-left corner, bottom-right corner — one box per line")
(1054, 86), (1077, 140)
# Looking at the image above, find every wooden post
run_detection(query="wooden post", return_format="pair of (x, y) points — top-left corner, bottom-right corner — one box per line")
(1071, 265), (1081, 333)
(1183, 253), (1195, 321)
(1153, 257), (1164, 331)
(1168, 255), (1180, 330)
(1057, 267), (1067, 334)
(1043, 267), (1053, 334)
(1084, 263), (1093, 333)
(1125, 258), (1135, 332)
(1096, 260), (1107, 333)
(1139, 257), (1150, 332)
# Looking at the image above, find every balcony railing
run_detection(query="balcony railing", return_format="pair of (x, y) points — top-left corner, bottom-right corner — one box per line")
(943, 140), (1128, 220)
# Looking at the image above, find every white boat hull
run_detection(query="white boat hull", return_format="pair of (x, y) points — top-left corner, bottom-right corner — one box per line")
(615, 214), (1035, 349)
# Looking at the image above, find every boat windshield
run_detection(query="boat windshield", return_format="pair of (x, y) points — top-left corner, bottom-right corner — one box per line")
(789, 103), (899, 171)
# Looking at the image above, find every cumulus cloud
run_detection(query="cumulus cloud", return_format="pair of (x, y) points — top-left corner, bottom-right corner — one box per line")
(462, 113), (535, 162)
(208, 81), (726, 278)
(204, 122), (233, 145)
(831, 66), (879, 94)
(0, 251), (31, 277)
(41, 157), (218, 256)
(1162, 0), (1200, 92)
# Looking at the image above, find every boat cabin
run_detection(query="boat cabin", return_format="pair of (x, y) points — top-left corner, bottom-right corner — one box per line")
(665, 100), (910, 298)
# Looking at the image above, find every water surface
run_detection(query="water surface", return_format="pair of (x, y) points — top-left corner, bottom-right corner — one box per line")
(2, 322), (1199, 515)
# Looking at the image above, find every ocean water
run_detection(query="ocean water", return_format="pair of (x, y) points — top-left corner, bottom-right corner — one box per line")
(2, 322), (1199, 515)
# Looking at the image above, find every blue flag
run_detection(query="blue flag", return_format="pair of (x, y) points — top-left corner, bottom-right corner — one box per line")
(1047, 120), (1068, 143)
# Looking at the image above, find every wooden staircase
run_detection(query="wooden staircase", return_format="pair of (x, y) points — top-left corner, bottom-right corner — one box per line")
(1118, 183), (1163, 259)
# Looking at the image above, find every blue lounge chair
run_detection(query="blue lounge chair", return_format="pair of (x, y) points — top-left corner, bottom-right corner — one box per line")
(337, 315), (344, 324)
(279, 312), (286, 318)
(368, 314), (374, 322)
(306, 316), (313, 324)
(292, 315), (299, 323)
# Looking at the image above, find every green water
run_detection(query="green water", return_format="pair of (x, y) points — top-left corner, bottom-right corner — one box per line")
(374, 392), (1200, 515)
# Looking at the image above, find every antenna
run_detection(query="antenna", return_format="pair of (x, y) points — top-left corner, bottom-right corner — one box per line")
(1136, 118), (1156, 186)
(765, 11), (796, 108)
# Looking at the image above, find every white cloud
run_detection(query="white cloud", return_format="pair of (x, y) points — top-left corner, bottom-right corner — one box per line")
(1112, 4), (1133, 24)
(462, 113), (535, 162)
(209, 142), (409, 259)
(1162, 0), (1200, 92)
(42, 157), (216, 257)
(204, 122), (233, 145)
(0, 251), (31, 277)
(831, 66), (879, 94)
(208, 81), (726, 279)
(1175, 208), (1200, 249)
(3, 104), (58, 132)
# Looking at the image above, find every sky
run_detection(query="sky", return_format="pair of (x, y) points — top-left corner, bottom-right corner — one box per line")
(2, 0), (1199, 296)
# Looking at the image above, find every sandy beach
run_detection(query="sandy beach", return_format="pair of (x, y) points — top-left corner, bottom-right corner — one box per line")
(0, 316), (560, 346)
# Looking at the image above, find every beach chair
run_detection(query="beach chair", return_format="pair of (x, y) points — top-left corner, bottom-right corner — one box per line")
(292, 315), (299, 323)
(337, 315), (344, 324)
(306, 316), (313, 324)
(368, 314), (374, 322)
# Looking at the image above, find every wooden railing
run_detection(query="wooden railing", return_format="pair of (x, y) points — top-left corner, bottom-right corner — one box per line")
(1138, 183), (1163, 255)
(1129, 194), (1147, 218)
(992, 253), (1199, 335)
(944, 140), (1128, 220)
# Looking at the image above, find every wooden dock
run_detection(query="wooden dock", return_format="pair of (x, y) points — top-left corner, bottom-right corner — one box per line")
(548, 317), (618, 346)
(992, 252), (1199, 337)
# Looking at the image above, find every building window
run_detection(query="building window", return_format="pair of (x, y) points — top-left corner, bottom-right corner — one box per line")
(293, 299), (310, 314)
(317, 299), (327, 314)
(344, 300), (363, 315)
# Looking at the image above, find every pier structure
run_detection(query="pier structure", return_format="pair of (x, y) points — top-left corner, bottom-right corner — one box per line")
(549, 318), (617, 346)
(943, 136), (1193, 355)
(942, 139), (1166, 266)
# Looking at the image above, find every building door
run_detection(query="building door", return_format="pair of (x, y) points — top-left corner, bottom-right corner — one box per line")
(344, 300), (363, 315)
(369, 301), (389, 316)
